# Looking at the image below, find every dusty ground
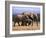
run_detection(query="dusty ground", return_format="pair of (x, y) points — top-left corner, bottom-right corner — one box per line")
(12, 22), (40, 31)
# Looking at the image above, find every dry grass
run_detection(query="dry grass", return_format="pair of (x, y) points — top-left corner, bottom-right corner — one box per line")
(12, 22), (40, 31)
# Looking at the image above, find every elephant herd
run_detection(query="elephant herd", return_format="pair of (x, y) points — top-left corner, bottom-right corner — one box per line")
(12, 12), (40, 27)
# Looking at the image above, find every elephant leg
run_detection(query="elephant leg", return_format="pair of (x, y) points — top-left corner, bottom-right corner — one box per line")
(18, 22), (20, 26)
(23, 20), (27, 26)
(26, 21), (28, 26)
(36, 19), (38, 26)
(22, 21), (24, 26)
(31, 21), (33, 26)
(18, 21), (22, 26)
(26, 23), (29, 26)
(27, 22), (29, 26)
(14, 22), (15, 27)
(35, 18), (38, 26)
(29, 21), (31, 25)
(24, 21), (27, 26)
(14, 21), (16, 27)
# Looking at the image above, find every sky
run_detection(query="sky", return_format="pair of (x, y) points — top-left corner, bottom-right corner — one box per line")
(12, 6), (40, 15)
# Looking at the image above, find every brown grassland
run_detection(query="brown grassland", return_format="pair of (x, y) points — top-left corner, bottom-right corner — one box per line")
(12, 22), (40, 31)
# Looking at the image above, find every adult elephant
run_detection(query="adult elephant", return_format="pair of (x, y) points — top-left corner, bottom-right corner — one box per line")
(33, 13), (38, 26)
(13, 14), (32, 26)
(23, 12), (38, 26)
(22, 12), (33, 26)
(13, 14), (27, 26)
(28, 13), (38, 26)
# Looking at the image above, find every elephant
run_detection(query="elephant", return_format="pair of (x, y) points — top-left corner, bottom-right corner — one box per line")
(13, 14), (33, 27)
(22, 12), (33, 26)
(13, 12), (39, 27)
(23, 12), (39, 26)
(13, 15), (26, 26)
(33, 13), (39, 26)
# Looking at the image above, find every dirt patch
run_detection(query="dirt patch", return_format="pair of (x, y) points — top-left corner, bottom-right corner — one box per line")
(12, 22), (40, 31)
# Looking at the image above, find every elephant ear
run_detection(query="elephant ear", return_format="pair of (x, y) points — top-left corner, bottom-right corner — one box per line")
(34, 13), (38, 19)
(30, 13), (34, 18)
